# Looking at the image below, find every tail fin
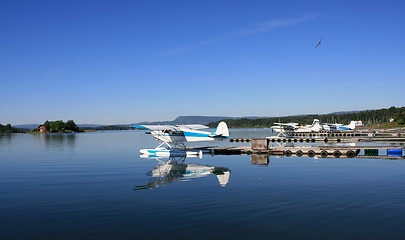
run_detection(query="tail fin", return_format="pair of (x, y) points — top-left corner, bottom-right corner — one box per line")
(310, 119), (322, 131)
(211, 121), (229, 138)
(348, 121), (356, 130)
(311, 119), (320, 127)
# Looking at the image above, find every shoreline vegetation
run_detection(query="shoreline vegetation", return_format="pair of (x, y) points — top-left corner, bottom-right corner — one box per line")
(0, 124), (27, 133)
(2, 106), (405, 134)
(208, 106), (405, 129)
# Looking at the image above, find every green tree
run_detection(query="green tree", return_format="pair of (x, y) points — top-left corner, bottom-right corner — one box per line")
(44, 121), (51, 131)
(65, 120), (79, 131)
(394, 112), (405, 126)
(50, 120), (66, 132)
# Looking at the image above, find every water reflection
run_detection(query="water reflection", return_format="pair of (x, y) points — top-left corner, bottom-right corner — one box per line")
(134, 155), (231, 190)
(251, 154), (269, 166)
(40, 133), (76, 149)
(0, 133), (13, 144)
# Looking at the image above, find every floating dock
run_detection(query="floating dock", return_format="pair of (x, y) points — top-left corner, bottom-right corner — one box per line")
(230, 132), (405, 143)
(188, 144), (404, 158)
(188, 136), (405, 159)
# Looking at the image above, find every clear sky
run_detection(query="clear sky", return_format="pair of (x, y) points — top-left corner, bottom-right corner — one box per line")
(1, 0), (404, 125)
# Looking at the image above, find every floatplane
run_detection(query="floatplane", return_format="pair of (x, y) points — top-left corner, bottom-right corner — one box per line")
(322, 121), (359, 131)
(132, 121), (229, 156)
(271, 119), (323, 137)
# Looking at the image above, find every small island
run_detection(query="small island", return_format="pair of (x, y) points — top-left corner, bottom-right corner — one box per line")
(30, 120), (84, 133)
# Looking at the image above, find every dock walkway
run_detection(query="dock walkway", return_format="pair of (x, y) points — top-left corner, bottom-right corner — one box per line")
(188, 135), (405, 159)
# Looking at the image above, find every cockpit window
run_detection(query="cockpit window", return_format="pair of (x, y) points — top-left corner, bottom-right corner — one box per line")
(162, 130), (184, 135)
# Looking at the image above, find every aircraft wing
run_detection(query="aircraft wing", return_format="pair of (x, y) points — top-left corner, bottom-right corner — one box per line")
(324, 123), (343, 127)
(274, 123), (298, 126)
(177, 124), (209, 130)
(132, 124), (208, 131)
(131, 124), (181, 131)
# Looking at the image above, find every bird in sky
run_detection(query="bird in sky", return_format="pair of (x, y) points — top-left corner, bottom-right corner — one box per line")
(315, 38), (322, 48)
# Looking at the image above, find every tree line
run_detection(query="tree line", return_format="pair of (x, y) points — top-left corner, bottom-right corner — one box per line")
(207, 106), (405, 128)
(0, 124), (27, 133)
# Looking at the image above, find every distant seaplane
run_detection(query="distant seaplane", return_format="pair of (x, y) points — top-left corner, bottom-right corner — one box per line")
(315, 38), (322, 48)
(271, 119), (323, 136)
(132, 121), (229, 156)
(322, 123), (340, 131)
(336, 121), (357, 131)
(322, 121), (361, 131)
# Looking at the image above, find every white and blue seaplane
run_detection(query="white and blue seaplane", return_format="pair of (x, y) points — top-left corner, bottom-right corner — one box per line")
(335, 121), (358, 131)
(132, 121), (229, 156)
(322, 121), (359, 131)
(271, 119), (323, 137)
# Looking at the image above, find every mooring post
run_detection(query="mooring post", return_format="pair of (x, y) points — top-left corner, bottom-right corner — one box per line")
(251, 138), (269, 151)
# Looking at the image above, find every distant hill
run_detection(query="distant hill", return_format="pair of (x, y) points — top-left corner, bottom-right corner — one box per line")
(136, 111), (373, 126)
(135, 111), (371, 126)
(77, 124), (103, 128)
(328, 110), (362, 115)
(13, 124), (39, 130)
(136, 116), (239, 125)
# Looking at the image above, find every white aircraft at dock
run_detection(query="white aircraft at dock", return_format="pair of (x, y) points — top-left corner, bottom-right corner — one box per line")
(271, 119), (322, 136)
(322, 121), (361, 131)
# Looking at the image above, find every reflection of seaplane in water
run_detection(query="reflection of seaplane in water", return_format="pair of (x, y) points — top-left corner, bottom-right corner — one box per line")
(132, 121), (229, 156)
(134, 155), (231, 190)
(271, 119), (322, 136)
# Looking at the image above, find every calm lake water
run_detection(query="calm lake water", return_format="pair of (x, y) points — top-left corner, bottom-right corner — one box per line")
(1, 130), (405, 240)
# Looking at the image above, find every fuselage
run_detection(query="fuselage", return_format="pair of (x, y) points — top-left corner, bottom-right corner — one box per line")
(271, 125), (295, 133)
(151, 129), (219, 143)
(336, 126), (354, 131)
(272, 119), (322, 133)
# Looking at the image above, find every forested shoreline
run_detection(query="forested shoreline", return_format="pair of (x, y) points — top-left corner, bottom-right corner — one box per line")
(207, 106), (405, 128)
(0, 124), (27, 133)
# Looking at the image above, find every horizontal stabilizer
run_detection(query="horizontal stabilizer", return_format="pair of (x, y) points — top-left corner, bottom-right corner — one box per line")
(131, 125), (149, 130)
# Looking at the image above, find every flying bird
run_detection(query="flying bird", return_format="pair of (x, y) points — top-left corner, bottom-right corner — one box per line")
(315, 38), (322, 48)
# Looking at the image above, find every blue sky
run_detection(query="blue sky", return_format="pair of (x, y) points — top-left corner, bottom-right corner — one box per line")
(1, 0), (404, 125)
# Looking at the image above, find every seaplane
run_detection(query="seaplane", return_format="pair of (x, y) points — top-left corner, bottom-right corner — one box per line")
(134, 154), (231, 190)
(271, 122), (298, 136)
(322, 121), (360, 131)
(132, 121), (229, 156)
(336, 121), (357, 131)
(322, 123), (340, 131)
(271, 119), (323, 137)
